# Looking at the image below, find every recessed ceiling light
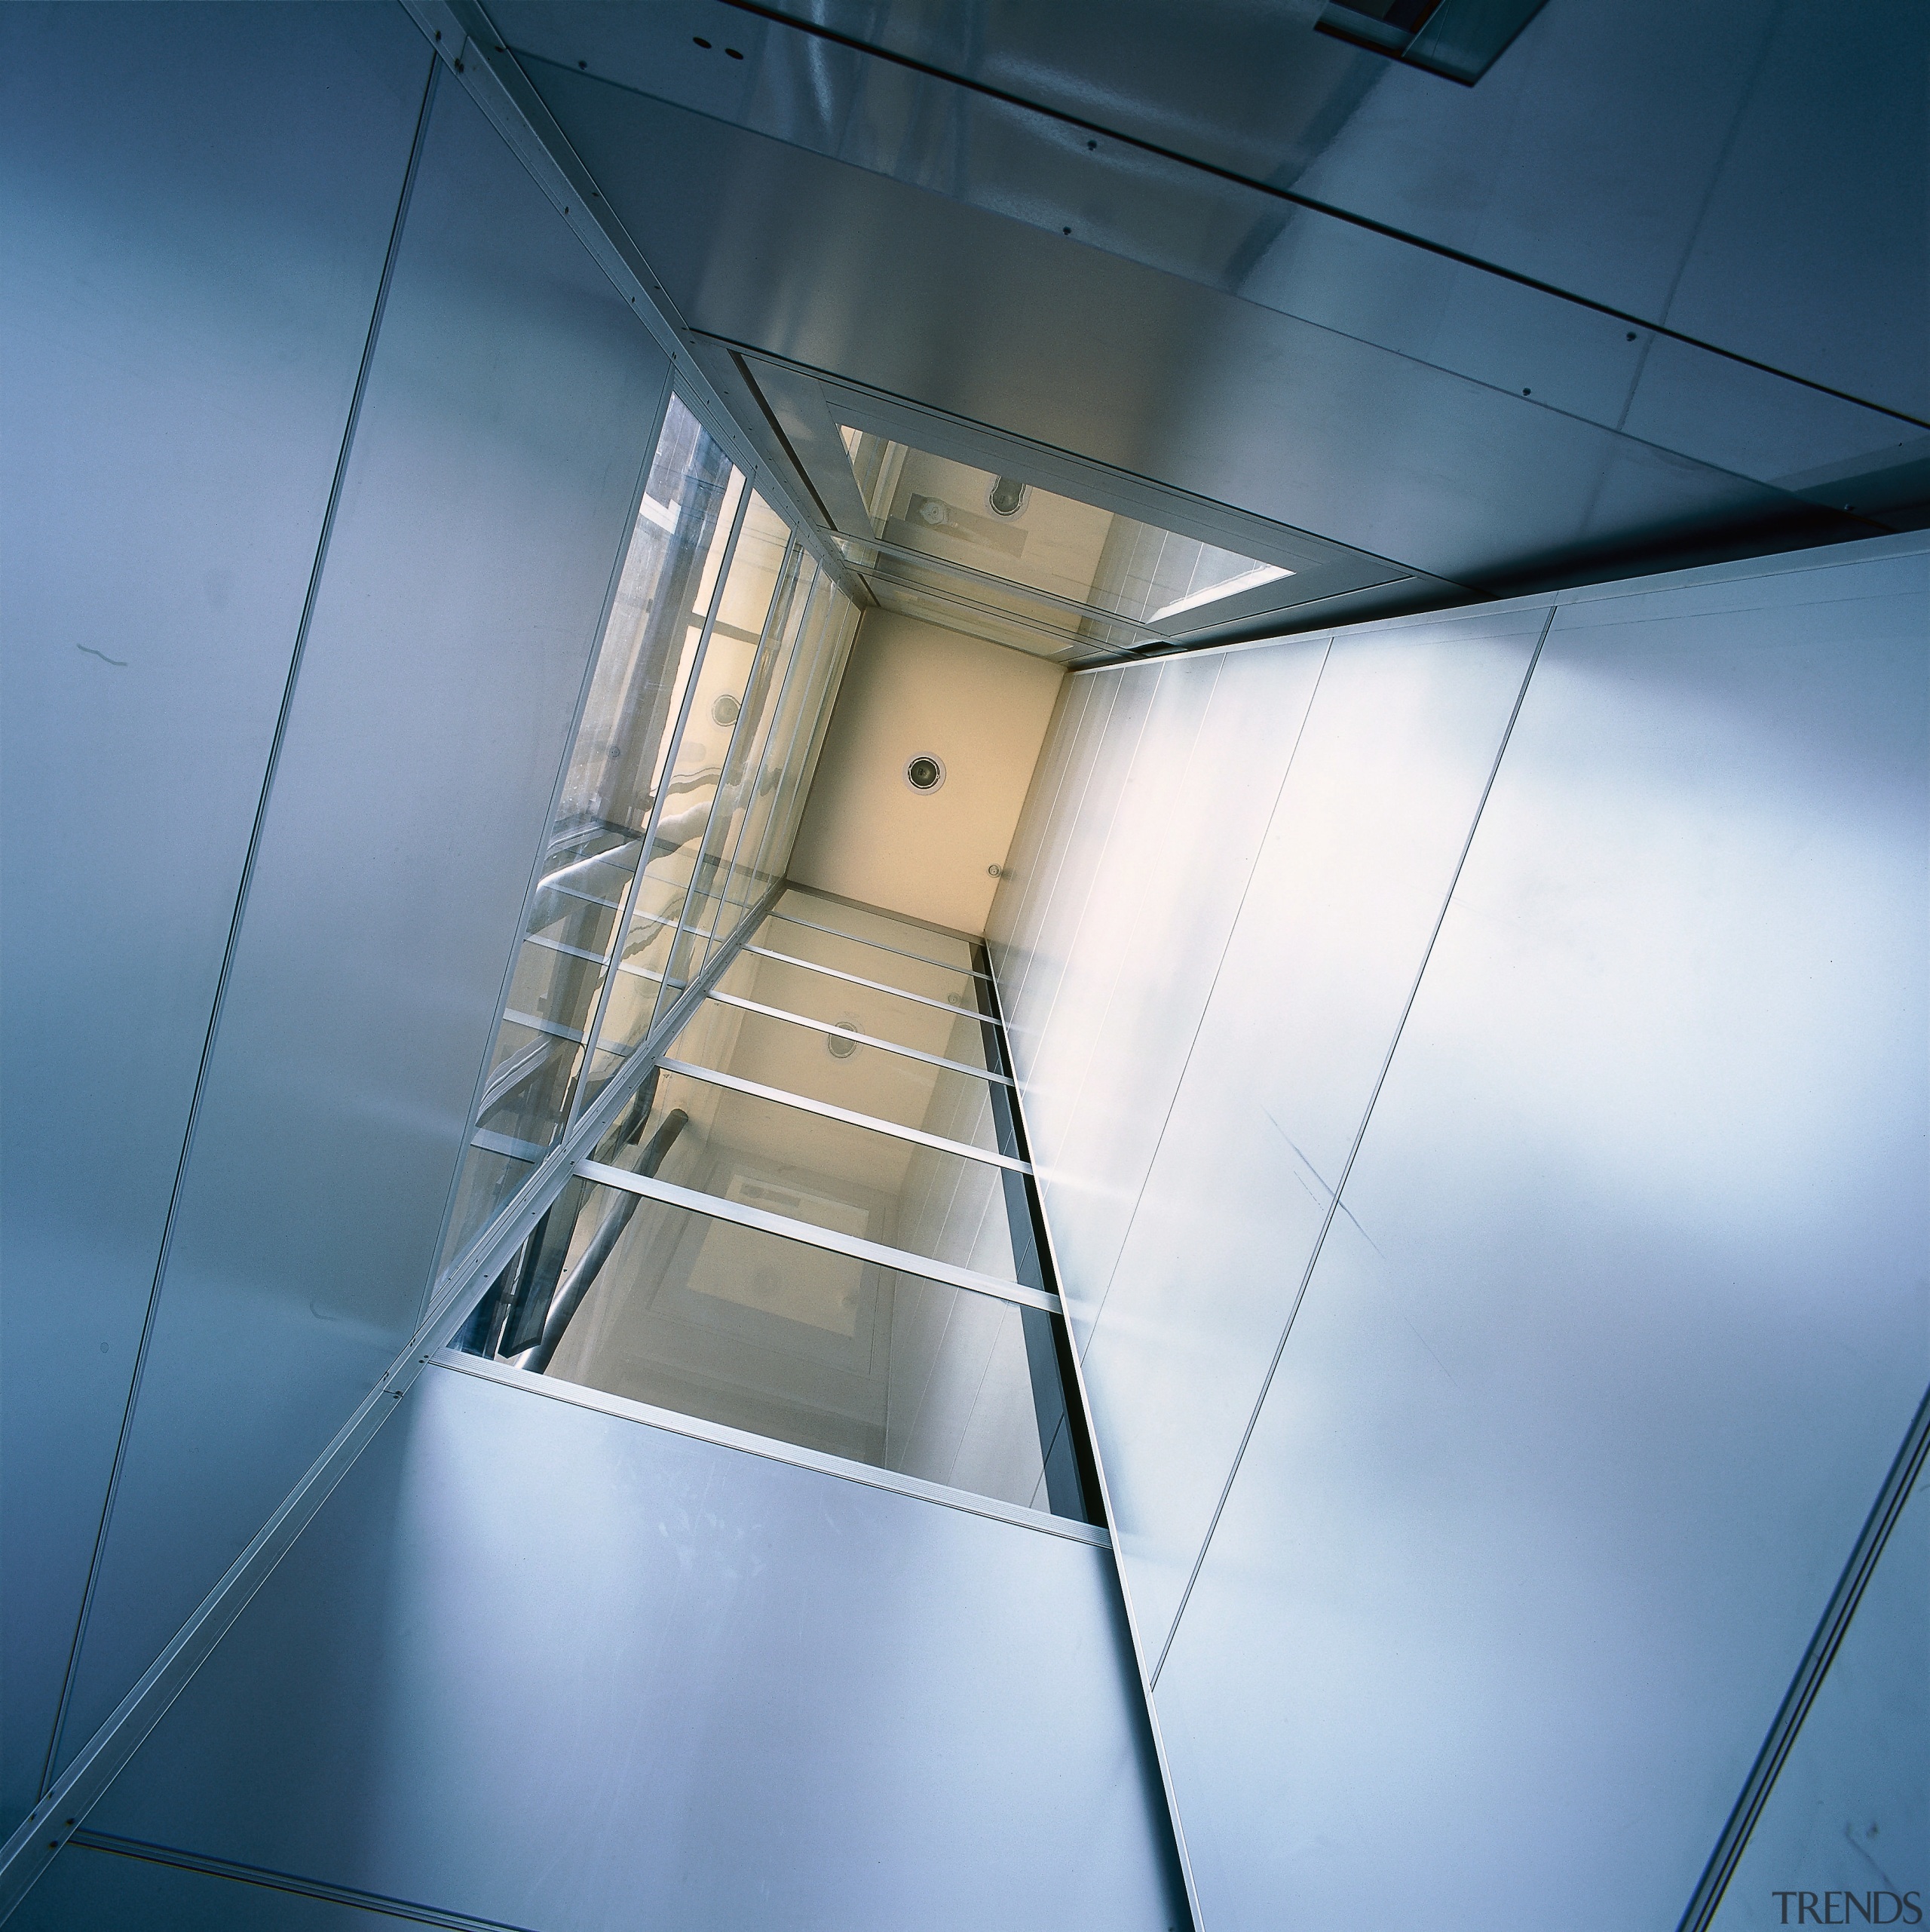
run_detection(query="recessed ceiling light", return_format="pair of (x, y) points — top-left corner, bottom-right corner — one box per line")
(905, 754), (946, 794)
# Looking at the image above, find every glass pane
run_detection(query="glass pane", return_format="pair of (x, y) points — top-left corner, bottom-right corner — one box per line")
(836, 428), (1297, 649)
(655, 503), (804, 1002)
(666, 989), (1004, 1155)
(758, 913), (986, 1009)
(528, 1177), (1068, 1515)
(462, 397), (743, 1169)
(597, 490), (793, 1084)
(710, 946), (996, 1073)
(700, 556), (826, 958)
(631, 1067), (1018, 1280)
(437, 1145), (536, 1278)
(731, 584), (856, 922)
(774, 888), (977, 971)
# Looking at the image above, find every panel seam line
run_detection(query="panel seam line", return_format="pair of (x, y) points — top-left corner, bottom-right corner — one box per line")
(1150, 606), (1553, 1686)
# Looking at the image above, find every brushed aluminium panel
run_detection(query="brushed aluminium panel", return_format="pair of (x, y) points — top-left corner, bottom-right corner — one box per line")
(0, 3), (430, 1841)
(1708, 1465), (1928, 1927)
(55, 76), (673, 1766)
(996, 668), (1117, 1042)
(10, 1844), (400, 1932)
(87, 1363), (1189, 1931)
(986, 667), (1101, 1002)
(1153, 545), (1929, 1930)
(1022, 639), (1331, 1353)
(1081, 607), (1544, 1655)
(1002, 670), (1137, 1057)
(510, 35), (1879, 587)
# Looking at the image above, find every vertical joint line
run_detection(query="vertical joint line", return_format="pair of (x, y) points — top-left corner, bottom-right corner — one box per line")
(1150, 608), (1553, 1688)
(36, 52), (441, 1798)
(1675, 1380), (1930, 1932)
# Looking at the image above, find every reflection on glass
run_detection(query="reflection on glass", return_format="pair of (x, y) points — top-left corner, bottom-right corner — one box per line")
(580, 489), (793, 1099)
(523, 1173), (1065, 1513)
(666, 978), (1003, 1155)
(442, 399), (743, 1253)
(694, 558), (830, 972)
(774, 888), (977, 971)
(759, 913), (986, 1010)
(836, 429), (1295, 658)
(657, 538), (816, 998)
(709, 946), (995, 1073)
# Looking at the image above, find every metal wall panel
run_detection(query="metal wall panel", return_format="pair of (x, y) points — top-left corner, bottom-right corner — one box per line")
(12, 1845), (397, 1932)
(499, 71), (1851, 593)
(0, 3), (430, 1841)
(1009, 642), (1329, 1352)
(54, 72), (672, 1769)
(84, 1364), (1189, 1932)
(1082, 609), (1543, 1653)
(1151, 543), (1929, 1929)
(1708, 1466), (1928, 1927)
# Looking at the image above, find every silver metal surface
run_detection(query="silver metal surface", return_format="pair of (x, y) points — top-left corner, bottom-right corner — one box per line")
(440, 1348), (1101, 1544)
(707, 991), (1014, 1082)
(82, 1363), (1188, 1930)
(991, 636), (1334, 1351)
(1706, 1457), (1928, 1928)
(658, 1058), (1031, 1172)
(0, 2), (433, 1845)
(0, 882), (780, 1921)
(48, 71), (674, 1777)
(1150, 539), (1929, 1930)
(11, 1841), (409, 1930)
(744, 943), (991, 1017)
(1076, 605), (1544, 1654)
(495, 7), (1910, 602)
(560, 462), (751, 1135)
(573, 1159), (1058, 1314)
(403, 0), (870, 609)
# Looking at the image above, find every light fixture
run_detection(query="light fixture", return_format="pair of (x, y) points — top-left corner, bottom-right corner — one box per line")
(826, 1019), (859, 1060)
(986, 476), (1029, 518)
(904, 754), (945, 793)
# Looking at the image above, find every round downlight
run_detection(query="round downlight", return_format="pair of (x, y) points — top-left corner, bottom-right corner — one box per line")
(904, 753), (945, 794)
(987, 476), (1029, 518)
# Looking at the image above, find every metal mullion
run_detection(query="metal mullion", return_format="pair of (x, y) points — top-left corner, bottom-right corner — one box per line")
(712, 558), (819, 918)
(745, 945), (986, 1018)
(706, 991), (1013, 1083)
(754, 594), (860, 896)
(743, 571), (837, 891)
(562, 470), (752, 1133)
(574, 1159), (1059, 1315)
(652, 532), (801, 1006)
(657, 1057), (1031, 1173)
(742, 577), (844, 900)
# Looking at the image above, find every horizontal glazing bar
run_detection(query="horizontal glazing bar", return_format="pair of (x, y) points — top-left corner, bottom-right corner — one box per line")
(574, 1158), (1057, 1313)
(525, 932), (608, 966)
(657, 1056), (1031, 1172)
(765, 908), (990, 979)
(707, 991), (1013, 1083)
(744, 944), (991, 1017)
(433, 1352), (1109, 1547)
(538, 836), (641, 890)
(472, 1126), (551, 1164)
(542, 880), (625, 912)
(504, 1008), (587, 1045)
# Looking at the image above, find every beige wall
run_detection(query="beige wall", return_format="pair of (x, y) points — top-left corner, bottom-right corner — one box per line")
(789, 611), (1062, 934)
